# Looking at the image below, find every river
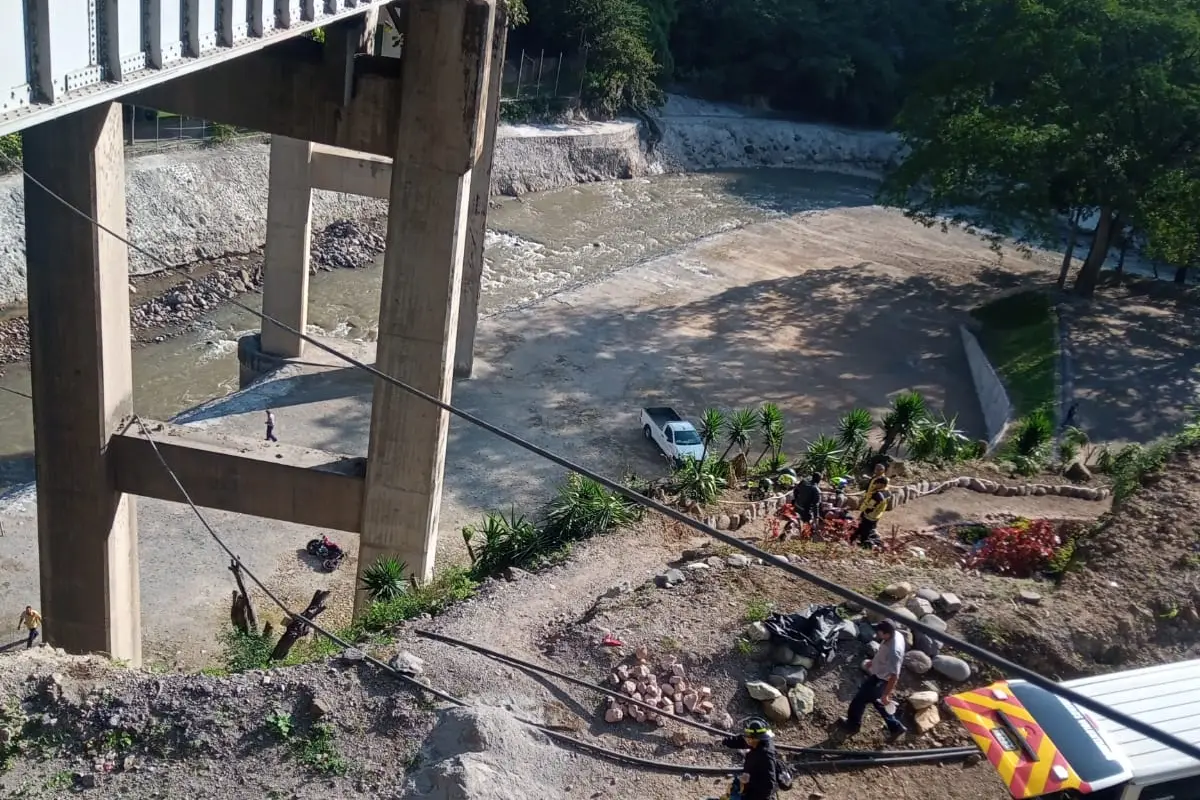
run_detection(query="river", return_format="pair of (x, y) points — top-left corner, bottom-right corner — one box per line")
(0, 168), (879, 485)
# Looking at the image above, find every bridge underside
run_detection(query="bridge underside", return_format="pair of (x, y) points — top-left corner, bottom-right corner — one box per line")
(21, 0), (502, 665)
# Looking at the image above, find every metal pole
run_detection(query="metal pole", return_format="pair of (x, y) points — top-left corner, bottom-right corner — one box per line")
(130, 105), (136, 145)
(578, 46), (587, 100)
(516, 49), (524, 98)
(535, 48), (544, 98)
(554, 54), (562, 97)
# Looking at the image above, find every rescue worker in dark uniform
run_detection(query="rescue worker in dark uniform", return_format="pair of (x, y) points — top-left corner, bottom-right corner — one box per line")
(791, 473), (822, 526)
(718, 717), (791, 800)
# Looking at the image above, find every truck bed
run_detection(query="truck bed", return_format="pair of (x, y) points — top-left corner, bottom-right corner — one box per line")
(643, 406), (683, 427)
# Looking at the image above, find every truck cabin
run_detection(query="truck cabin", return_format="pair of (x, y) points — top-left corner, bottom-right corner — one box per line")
(947, 660), (1200, 800)
(664, 423), (702, 447)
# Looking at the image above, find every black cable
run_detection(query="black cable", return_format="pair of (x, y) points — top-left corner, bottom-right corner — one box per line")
(9, 153), (1200, 763)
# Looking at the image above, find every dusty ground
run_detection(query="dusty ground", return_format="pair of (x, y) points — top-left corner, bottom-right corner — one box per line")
(0, 205), (1069, 668)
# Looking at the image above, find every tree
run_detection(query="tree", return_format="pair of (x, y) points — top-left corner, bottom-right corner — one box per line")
(880, 0), (1200, 297)
(1140, 169), (1200, 284)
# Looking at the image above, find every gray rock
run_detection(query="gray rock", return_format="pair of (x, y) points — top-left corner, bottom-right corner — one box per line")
(772, 644), (798, 665)
(389, 650), (425, 676)
(903, 650), (933, 674)
(916, 587), (941, 603)
(771, 665), (808, 687)
(866, 640), (880, 656)
(706, 556), (725, 568)
(1019, 590), (1043, 605)
(656, 569), (686, 588)
(767, 675), (789, 693)
(914, 632), (942, 658)
(685, 562), (710, 571)
(310, 696), (334, 719)
(74, 773), (96, 789)
(341, 647), (366, 662)
(934, 593), (962, 615)
(726, 555), (752, 568)
(908, 690), (939, 710)
(1065, 460), (1092, 482)
(788, 684), (816, 716)
(906, 596), (934, 617)
(746, 680), (782, 701)
(932, 655), (972, 682)
(881, 582), (913, 600)
(891, 606), (919, 626)
(920, 614), (948, 633)
(745, 621), (772, 642)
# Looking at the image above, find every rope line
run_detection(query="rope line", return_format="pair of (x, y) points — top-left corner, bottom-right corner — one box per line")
(6, 152), (1199, 763)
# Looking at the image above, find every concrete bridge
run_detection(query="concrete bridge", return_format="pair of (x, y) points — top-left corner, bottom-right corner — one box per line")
(3, 0), (507, 665)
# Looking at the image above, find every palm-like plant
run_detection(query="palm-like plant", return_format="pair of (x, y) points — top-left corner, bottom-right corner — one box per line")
(672, 456), (727, 504)
(720, 407), (758, 461)
(908, 413), (971, 464)
(360, 556), (409, 603)
(756, 403), (785, 464)
(879, 391), (928, 454)
(698, 408), (725, 462)
(801, 434), (845, 477)
(837, 408), (873, 468)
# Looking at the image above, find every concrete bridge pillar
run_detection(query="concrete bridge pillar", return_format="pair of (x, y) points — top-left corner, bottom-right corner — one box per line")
(22, 102), (142, 665)
(261, 136), (315, 358)
(357, 0), (496, 607)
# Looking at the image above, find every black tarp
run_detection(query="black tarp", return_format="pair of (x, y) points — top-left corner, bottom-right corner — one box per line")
(763, 604), (843, 668)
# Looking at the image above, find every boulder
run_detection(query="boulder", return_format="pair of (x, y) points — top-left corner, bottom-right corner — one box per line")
(727, 555), (752, 568)
(605, 707), (624, 723)
(913, 632), (942, 659)
(771, 666), (808, 687)
(920, 614), (948, 633)
(772, 644), (798, 665)
(916, 588), (941, 603)
(903, 651), (933, 674)
(745, 622), (772, 642)
(789, 655), (815, 669)
(767, 675), (788, 693)
(1019, 590), (1043, 605)
(932, 656), (972, 682)
(746, 681), (782, 701)
(909, 690), (939, 710)
(913, 705), (941, 733)
(390, 650), (426, 676)
(881, 582), (913, 600)
(656, 569), (686, 588)
(706, 556), (725, 568)
(934, 593), (962, 615)
(788, 684), (816, 716)
(906, 597), (934, 617)
(761, 695), (792, 723)
(1066, 460), (1092, 482)
(892, 607), (919, 626)
(716, 515), (730, 530)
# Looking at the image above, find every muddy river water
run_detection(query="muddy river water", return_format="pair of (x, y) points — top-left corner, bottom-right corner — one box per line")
(0, 168), (879, 481)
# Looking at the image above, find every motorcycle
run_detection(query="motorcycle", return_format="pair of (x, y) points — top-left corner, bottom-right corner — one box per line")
(305, 535), (346, 572)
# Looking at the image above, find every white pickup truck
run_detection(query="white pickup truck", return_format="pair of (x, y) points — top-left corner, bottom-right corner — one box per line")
(640, 407), (705, 463)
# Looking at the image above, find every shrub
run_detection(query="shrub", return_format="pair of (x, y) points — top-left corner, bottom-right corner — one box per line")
(672, 456), (726, 504)
(1009, 410), (1054, 459)
(880, 391), (927, 453)
(544, 473), (642, 541)
(908, 413), (972, 464)
(0, 134), (20, 170)
(463, 508), (546, 578)
(218, 628), (275, 673)
(968, 519), (1060, 577)
(360, 556), (409, 603)
(357, 567), (478, 634)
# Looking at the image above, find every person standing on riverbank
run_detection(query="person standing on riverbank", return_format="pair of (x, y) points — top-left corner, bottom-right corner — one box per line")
(265, 409), (278, 442)
(17, 605), (41, 649)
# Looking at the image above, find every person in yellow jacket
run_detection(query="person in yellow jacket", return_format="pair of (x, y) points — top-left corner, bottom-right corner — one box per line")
(865, 463), (888, 497)
(856, 479), (889, 548)
(18, 605), (41, 649)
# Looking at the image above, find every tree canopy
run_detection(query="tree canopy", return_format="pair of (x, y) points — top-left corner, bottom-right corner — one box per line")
(878, 0), (1200, 295)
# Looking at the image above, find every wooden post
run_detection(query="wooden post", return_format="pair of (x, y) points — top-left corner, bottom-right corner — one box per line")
(270, 589), (330, 661)
(228, 560), (259, 634)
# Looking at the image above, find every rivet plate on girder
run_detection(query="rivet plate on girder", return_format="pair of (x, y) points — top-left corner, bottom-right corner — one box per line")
(64, 66), (103, 93)
(0, 85), (32, 113)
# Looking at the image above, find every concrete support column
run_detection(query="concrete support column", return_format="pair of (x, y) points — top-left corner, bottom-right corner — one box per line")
(357, 0), (496, 608)
(22, 103), (141, 665)
(261, 136), (314, 358)
(454, 4), (508, 380)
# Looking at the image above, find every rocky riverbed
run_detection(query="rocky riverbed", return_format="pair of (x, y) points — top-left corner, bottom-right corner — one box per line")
(0, 218), (387, 367)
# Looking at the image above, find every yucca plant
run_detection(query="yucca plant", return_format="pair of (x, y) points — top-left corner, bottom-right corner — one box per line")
(837, 408), (873, 468)
(462, 508), (544, 578)
(755, 404), (785, 464)
(801, 435), (845, 477)
(698, 408), (725, 462)
(880, 391), (928, 454)
(908, 413), (971, 464)
(361, 556), (409, 603)
(1010, 410), (1054, 459)
(720, 407), (758, 461)
(544, 474), (640, 543)
(672, 456), (726, 504)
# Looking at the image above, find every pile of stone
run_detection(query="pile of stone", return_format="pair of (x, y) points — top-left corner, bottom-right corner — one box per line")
(864, 582), (973, 684)
(311, 219), (386, 271)
(603, 645), (719, 725)
(741, 618), (822, 724)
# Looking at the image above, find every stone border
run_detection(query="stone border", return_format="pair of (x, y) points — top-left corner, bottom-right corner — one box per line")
(700, 476), (1107, 531)
(960, 324), (1012, 453)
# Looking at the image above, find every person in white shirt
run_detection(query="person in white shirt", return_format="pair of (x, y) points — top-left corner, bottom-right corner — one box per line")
(838, 618), (908, 737)
(265, 409), (278, 442)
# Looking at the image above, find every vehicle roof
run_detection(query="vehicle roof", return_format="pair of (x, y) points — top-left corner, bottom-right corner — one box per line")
(1056, 659), (1200, 782)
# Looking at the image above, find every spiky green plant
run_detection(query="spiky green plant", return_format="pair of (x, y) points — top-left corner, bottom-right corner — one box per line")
(756, 403), (785, 464)
(837, 408), (873, 467)
(801, 435), (845, 477)
(880, 391), (927, 454)
(672, 457), (726, 504)
(698, 408), (725, 462)
(544, 474), (640, 543)
(360, 556), (409, 603)
(1010, 410), (1054, 459)
(720, 407), (758, 461)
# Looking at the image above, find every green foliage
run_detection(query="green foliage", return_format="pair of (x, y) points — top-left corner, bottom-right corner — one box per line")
(357, 567), (479, 635)
(360, 556), (409, 603)
(743, 599), (772, 623)
(265, 710), (294, 740)
(218, 628), (275, 673)
(697, 408), (725, 461)
(801, 434), (845, 477)
(544, 473), (643, 540)
(756, 402), (785, 464)
(1109, 415), (1200, 504)
(0, 134), (19, 170)
(265, 711), (348, 777)
(208, 122), (239, 144)
(972, 292), (1057, 418)
(1008, 411), (1054, 461)
(880, 0), (1200, 296)
(908, 413), (973, 464)
(671, 456), (726, 504)
(880, 391), (927, 454)
(462, 508), (545, 578)
(837, 408), (873, 468)
(720, 407), (758, 461)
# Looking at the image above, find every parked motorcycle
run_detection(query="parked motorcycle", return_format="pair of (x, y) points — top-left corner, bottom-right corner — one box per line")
(306, 535), (346, 572)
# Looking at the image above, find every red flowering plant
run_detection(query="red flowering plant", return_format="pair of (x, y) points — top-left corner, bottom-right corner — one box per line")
(967, 519), (1061, 577)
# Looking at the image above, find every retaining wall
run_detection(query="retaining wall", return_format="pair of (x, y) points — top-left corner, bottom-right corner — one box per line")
(960, 325), (1013, 451)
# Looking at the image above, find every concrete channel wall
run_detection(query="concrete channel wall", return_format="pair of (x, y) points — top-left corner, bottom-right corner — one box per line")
(960, 325), (1013, 451)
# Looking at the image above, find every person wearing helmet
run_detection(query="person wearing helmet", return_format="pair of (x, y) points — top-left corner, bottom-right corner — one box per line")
(719, 717), (791, 799)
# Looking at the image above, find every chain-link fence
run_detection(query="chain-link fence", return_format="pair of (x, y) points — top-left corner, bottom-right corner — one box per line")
(501, 49), (587, 104)
(122, 106), (264, 153)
